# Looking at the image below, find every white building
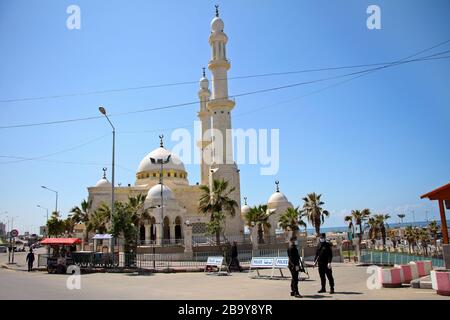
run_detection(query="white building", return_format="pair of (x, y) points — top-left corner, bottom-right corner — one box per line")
(87, 8), (244, 245)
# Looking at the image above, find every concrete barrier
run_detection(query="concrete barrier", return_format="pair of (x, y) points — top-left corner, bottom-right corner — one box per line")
(430, 270), (450, 296)
(395, 264), (419, 284)
(410, 260), (432, 277)
(378, 266), (403, 288)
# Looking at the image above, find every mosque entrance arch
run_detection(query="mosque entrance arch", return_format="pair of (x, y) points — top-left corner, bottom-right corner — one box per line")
(163, 216), (170, 243)
(139, 225), (145, 243)
(149, 216), (156, 242)
(175, 216), (182, 243)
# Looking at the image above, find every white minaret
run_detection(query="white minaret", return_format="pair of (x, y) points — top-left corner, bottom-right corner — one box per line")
(197, 68), (212, 185)
(205, 6), (243, 236)
(207, 5), (235, 165)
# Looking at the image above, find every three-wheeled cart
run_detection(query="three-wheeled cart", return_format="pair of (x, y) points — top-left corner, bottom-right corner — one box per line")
(40, 238), (81, 274)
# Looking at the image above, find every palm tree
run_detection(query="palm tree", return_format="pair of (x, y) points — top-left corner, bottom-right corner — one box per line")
(375, 214), (390, 249)
(428, 220), (439, 248)
(69, 199), (92, 248)
(47, 211), (65, 237)
(348, 209), (371, 243)
(111, 201), (138, 256)
(198, 179), (238, 245)
(278, 207), (306, 239)
(244, 205), (273, 244)
(126, 194), (150, 227)
(404, 225), (416, 254)
(86, 203), (110, 235)
(366, 217), (378, 246)
(301, 193), (329, 236)
(416, 228), (430, 256)
(63, 216), (76, 236)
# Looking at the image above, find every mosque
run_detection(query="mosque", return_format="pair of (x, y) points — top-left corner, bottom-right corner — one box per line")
(86, 7), (294, 247)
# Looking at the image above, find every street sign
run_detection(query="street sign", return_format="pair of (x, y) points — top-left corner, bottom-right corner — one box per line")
(273, 257), (289, 268)
(250, 257), (275, 268)
(206, 256), (223, 267)
(10, 229), (19, 238)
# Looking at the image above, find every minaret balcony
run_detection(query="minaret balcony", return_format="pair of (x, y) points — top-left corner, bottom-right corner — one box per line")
(207, 98), (235, 111)
(208, 59), (230, 70)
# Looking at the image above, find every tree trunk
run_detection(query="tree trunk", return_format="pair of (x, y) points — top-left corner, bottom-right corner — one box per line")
(216, 229), (221, 246)
(315, 217), (321, 236)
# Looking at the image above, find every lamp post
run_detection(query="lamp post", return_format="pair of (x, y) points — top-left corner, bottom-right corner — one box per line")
(7, 215), (18, 264)
(98, 106), (115, 230)
(150, 134), (171, 245)
(41, 186), (58, 214)
(37, 205), (49, 237)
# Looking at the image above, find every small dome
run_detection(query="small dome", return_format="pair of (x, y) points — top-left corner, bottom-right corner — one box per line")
(268, 191), (289, 204)
(199, 76), (209, 90)
(241, 204), (251, 218)
(146, 183), (174, 200)
(211, 17), (224, 32)
(95, 177), (112, 188)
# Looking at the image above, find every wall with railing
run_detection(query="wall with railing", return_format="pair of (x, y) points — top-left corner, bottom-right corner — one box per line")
(360, 249), (445, 267)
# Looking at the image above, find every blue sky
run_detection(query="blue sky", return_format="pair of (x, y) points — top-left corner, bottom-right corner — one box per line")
(0, 0), (449, 234)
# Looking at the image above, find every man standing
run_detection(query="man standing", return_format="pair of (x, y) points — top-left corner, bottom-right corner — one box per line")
(26, 248), (35, 272)
(287, 236), (302, 298)
(314, 233), (335, 294)
(229, 241), (242, 272)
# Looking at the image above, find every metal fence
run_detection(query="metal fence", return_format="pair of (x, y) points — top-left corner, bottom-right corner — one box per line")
(37, 248), (291, 270)
(360, 249), (445, 267)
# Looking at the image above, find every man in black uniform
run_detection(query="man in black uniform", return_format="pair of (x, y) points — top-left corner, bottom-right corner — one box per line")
(314, 233), (335, 294)
(26, 248), (35, 272)
(287, 236), (302, 298)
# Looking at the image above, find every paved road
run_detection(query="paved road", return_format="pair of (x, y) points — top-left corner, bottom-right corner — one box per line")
(1, 253), (448, 300)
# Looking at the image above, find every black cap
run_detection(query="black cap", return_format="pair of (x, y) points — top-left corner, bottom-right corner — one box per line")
(320, 233), (326, 238)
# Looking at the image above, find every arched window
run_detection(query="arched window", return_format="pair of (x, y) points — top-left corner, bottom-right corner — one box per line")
(149, 216), (156, 241)
(163, 216), (170, 241)
(139, 225), (145, 242)
(175, 216), (182, 241)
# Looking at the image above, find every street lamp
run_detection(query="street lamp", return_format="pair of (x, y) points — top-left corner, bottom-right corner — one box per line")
(150, 135), (171, 231)
(37, 205), (49, 236)
(99, 106), (115, 229)
(41, 186), (58, 214)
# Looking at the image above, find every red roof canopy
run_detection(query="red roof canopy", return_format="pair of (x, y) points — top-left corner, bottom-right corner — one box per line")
(41, 238), (81, 245)
(420, 182), (450, 200)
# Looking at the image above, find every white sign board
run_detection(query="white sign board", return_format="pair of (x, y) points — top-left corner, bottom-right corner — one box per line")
(250, 257), (275, 268)
(206, 256), (223, 267)
(274, 257), (289, 268)
(354, 225), (361, 234)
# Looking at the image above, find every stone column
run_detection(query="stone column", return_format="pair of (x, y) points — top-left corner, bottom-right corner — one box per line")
(170, 224), (175, 245)
(250, 227), (259, 251)
(184, 224), (193, 259)
(93, 239), (98, 252)
(156, 223), (163, 246)
(144, 225), (151, 245)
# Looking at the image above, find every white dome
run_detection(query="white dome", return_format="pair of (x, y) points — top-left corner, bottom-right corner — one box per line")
(268, 191), (289, 204)
(241, 204), (251, 218)
(95, 177), (111, 188)
(211, 17), (224, 32)
(137, 147), (185, 173)
(146, 184), (174, 200)
(199, 76), (209, 89)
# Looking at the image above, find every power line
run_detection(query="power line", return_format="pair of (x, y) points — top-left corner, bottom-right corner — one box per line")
(0, 44), (447, 104)
(0, 133), (110, 164)
(1, 50), (449, 131)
